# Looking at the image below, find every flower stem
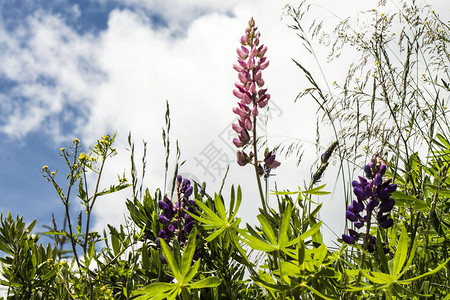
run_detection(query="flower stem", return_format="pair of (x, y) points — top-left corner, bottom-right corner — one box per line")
(252, 113), (267, 215)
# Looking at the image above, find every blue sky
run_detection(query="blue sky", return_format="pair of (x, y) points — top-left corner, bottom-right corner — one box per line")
(0, 0), (447, 245)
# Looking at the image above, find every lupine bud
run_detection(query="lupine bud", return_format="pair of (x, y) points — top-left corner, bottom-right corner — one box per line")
(346, 211), (358, 222)
(249, 82), (256, 94)
(244, 117), (252, 130)
(255, 70), (262, 81)
(349, 229), (359, 240)
(159, 215), (170, 224)
(184, 186), (193, 198)
(342, 234), (356, 244)
(182, 178), (190, 190)
(238, 72), (248, 83)
(379, 218), (393, 229)
(233, 138), (245, 148)
(241, 93), (251, 104)
(240, 129), (250, 142)
(252, 105), (258, 116)
(366, 199), (378, 211)
(232, 123), (243, 134)
(257, 45), (268, 58)
(379, 198), (395, 213)
(355, 220), (364, 229)
(379, 163), (387, 176)
(264, 152), (281, 169)
(233, 89), (244, 99)
(259, 59), (269, 70)
(374, 173), (383, 186)
(246, 55), (254, 68)
(250, 45), (258, 57)
(232, 107), (247, 118)
(353, 186), (364, 199)
(353, 200), (364, 212)
(233, 63), (245, 72)
(237, 150), (250, 166)
(237, 46), (249, 59)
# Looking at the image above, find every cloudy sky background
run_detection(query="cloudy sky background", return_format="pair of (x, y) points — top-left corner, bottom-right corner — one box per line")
(0, 0), (448, 249)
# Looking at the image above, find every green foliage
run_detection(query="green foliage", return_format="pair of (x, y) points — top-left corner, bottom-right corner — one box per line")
(1, 1), (449, 299)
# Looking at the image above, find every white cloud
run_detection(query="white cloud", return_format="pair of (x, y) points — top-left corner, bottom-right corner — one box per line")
(0, 11), (102, 140)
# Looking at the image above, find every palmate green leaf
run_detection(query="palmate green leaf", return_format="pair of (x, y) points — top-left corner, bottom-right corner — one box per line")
(392, 227), (408, 277)
(424, 183), (450, 198)
(279, 261), (300, 277)
(133, 282), (175, 300)
(191, 200), (223, 225)
(252, 276), (291, 291)
(271, 191), (299, 196)
(287, 221), (323, 247)
(298, 239), (305, 265)
(238, 228), (278, 252)
(391, 191), (427, 210)
(96, 183), (131, 197)
(0, 280), (21, 288)
(279, 204), (292, 248)
(317, 267), (338, 278)
(44, 230), (69, 238)
(299, 283), (337, 300)
(214, 194), (227, 220)
(230, 185), (242, 221)
(110, 232), (120, 256)
(398, 232), (418, 278)
(188, 196), (241, 243)
(313, 243), (327, 267)
(141, 243), (150, 269)
(362, 270), (394, 284)
(376, 228), (390, 274)
(183, 259), (201, 284)
(302, 184), (331, 195)
(181, 228), (197, 281)
(398, 257), (450, 283)
(159, 238), (181, 280)
(188, 276), (222, 289)
(257, 214), (277, 245)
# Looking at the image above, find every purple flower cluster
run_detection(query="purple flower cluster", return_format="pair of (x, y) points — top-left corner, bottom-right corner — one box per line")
(232, 18), (280, 173)
(232, 18), (270, 151)
(342, 156), (397, 253)
(157, 175), (198, 246)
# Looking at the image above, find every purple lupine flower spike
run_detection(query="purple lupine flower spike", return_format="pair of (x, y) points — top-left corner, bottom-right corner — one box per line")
(231, 18), (279, 171)
(342, 156), (397, 252)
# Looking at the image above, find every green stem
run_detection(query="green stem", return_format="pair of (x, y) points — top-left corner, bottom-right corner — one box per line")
(252, 113), (267, 215)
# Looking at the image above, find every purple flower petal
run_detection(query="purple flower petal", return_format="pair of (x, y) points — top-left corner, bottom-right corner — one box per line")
(159, 215), (170, 225)
(355, 220), (364, 229)
(348, 229), (359, 240)
(342, 234), (356, 244)
(379, 218), (393, 229)
(374, 173), (383, 187)
(367, 199), (379, 211)
(379, 163), (387, 176)
(353, 200), (364, 212)
(353, 186), (364, 199)
(346, 211), (358, 222)
(379, 198), (395, 213)
(184, 186), (193, 198)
